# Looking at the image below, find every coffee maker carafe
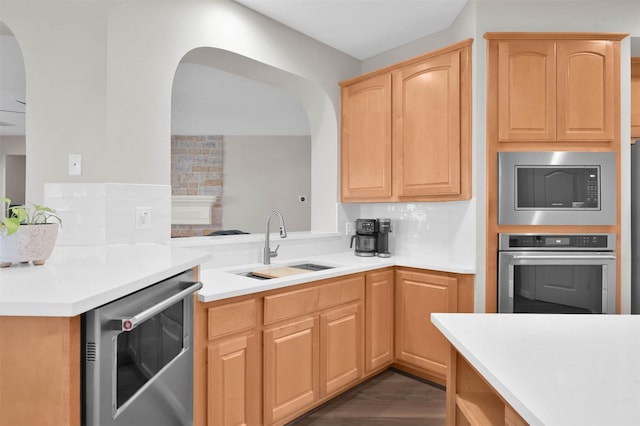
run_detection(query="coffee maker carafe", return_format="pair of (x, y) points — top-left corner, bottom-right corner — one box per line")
(350, 219), (377, 257)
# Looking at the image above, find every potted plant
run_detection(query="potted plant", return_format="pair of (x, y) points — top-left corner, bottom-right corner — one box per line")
(0, 198), (62, 267)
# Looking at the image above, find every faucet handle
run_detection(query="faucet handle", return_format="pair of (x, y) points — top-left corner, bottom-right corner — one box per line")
(270, 244), (280, 258)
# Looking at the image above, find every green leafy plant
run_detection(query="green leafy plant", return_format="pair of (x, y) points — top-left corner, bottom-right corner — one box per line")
(1, 198), (62, 236)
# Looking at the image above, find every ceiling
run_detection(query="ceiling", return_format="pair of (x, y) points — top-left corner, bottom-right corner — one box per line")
(234, 0), (469, 60)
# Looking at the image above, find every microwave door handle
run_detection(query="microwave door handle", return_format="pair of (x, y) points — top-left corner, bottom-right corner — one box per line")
(113, 281), (203, 332)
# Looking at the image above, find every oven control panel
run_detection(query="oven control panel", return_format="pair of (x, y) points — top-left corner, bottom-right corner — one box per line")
(499, 233), (615, 251)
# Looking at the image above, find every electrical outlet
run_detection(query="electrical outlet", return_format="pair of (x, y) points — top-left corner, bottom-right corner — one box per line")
(345, 221), (354, 235)
(135, 207), (151, 230)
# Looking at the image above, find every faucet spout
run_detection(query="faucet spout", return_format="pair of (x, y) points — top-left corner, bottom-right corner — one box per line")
(264, 210), (287, 264)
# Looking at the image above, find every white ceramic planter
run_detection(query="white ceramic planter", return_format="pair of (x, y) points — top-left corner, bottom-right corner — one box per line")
(0, 223), (59, 267)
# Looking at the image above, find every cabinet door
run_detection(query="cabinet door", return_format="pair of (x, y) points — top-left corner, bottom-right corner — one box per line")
(208, 334), (259, 426)
(557, 40), (615, 141)
(394, 50), (461, 197)
(631, 57), (640, 138)
(497, 40), (556, 142)
(365, 269), (394, 373)
(320, 302), (363, 397)
(263, 316), (319, 425)
(395, 269), (457, 378)
(340, 73), (392, 201)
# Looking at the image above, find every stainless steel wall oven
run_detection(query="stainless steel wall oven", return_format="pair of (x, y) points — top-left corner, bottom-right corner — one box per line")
(498, 233), (616, 314)
(83, 270), (202, 426)
(498, 151), (616, 225)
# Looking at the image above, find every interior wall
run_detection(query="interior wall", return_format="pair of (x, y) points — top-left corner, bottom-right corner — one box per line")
(5, 154), (25, 204)
(0, 0), (360, 234)
(0, 135), (25, 203)
(223, 135), (311, 233)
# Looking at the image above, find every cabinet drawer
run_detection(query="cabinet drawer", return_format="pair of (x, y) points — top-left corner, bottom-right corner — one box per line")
(264, 275), (364, 325)
(207, 298), (256, 340)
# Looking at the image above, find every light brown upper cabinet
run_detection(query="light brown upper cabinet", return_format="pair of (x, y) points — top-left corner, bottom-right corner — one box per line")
(632, 57), (640, 139)
(494, 34), (623, 143)
(340, 39), (472, 202)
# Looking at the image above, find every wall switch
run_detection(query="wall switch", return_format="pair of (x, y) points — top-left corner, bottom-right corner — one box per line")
(135, 207), (152, 230)
(68, 154), (82, 176)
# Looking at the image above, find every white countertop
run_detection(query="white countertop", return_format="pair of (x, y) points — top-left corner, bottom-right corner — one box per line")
(198, 251), (474, 302)
(0, 245), (473, 317)
(0, 244), (211, 317)
(432, 313), (640, 426)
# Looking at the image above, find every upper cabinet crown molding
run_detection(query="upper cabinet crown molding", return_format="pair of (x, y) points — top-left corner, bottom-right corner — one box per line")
(484, 32), (628, 41)
(340, 39), (473, 203)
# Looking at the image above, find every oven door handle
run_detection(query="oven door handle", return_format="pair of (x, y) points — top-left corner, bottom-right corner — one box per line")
(510, 254), (616, 260)
(114, 281), (203, 331)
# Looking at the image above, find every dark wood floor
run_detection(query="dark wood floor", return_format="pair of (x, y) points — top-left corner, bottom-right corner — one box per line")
(287, 369), (446, 426)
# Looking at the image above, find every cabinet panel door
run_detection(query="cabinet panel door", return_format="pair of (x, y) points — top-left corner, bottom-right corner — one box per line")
(340, 73), (392, 201)
(631, 58), (640, 138)
(498, 40), (556, 141)
(394, 50), (461, 196)
(263, 316), (319, 424)
(365, 269), (394, 373)
(557, 40), (615, 141)
(208, 334), (259, 426)
(395, 270), (457, 377)
(320, 302), (363, 397)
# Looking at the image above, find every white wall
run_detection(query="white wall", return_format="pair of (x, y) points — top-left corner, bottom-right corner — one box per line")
(0, 135), (25, 203)
(0, 0), (360, 233)
(172, 62), (310, 135)
(223, 135), (311, 233)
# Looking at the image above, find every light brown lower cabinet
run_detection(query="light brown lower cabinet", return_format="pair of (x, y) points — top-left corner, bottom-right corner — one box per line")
(394, 268), (473, 385)
(195, 267), (474, 426)
(194, 297), (260, 426)
(365, 268), (394, 373)
(262, 274), (365, 425)
(263, 316), (320, 424)
(320, 302), (364, 397)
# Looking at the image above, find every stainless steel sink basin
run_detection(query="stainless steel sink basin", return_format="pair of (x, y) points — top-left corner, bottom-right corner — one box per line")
(288, 263), (334, 272)
(238, 272), (272, 280)
(235, 262), (335, 280)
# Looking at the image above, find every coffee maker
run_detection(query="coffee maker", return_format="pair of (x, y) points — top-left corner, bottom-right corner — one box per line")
(350, 218), (392, 257)
(350, 219), (377, 256)
(376, 218), (391, 258)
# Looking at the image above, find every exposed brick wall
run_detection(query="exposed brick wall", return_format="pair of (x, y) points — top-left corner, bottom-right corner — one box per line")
(171, 135), (224, 237)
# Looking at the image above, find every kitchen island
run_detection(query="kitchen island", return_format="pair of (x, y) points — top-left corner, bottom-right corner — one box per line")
(432, 313), (640, 426)
(0, 244), (211, 426)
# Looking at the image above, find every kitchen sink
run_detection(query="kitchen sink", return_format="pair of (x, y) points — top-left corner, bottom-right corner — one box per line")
(235, 262), (335, 280)
(237, 272), (272, 280)
(288, 263), (334, 271)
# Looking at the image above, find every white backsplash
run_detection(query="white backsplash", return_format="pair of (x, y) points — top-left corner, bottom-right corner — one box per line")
(45, 183), (171, 245)
(43, 182), (475, 272)
(340, 200), (476, 269)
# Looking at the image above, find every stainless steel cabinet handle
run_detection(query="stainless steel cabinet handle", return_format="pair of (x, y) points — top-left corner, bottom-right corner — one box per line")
(114, 281), (202, 331)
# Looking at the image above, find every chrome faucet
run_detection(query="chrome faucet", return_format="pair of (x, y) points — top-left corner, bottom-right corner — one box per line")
(263, 210), (287, 264)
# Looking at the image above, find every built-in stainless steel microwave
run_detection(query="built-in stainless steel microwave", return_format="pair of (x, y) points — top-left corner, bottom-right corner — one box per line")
(498, 151), (616, 225)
